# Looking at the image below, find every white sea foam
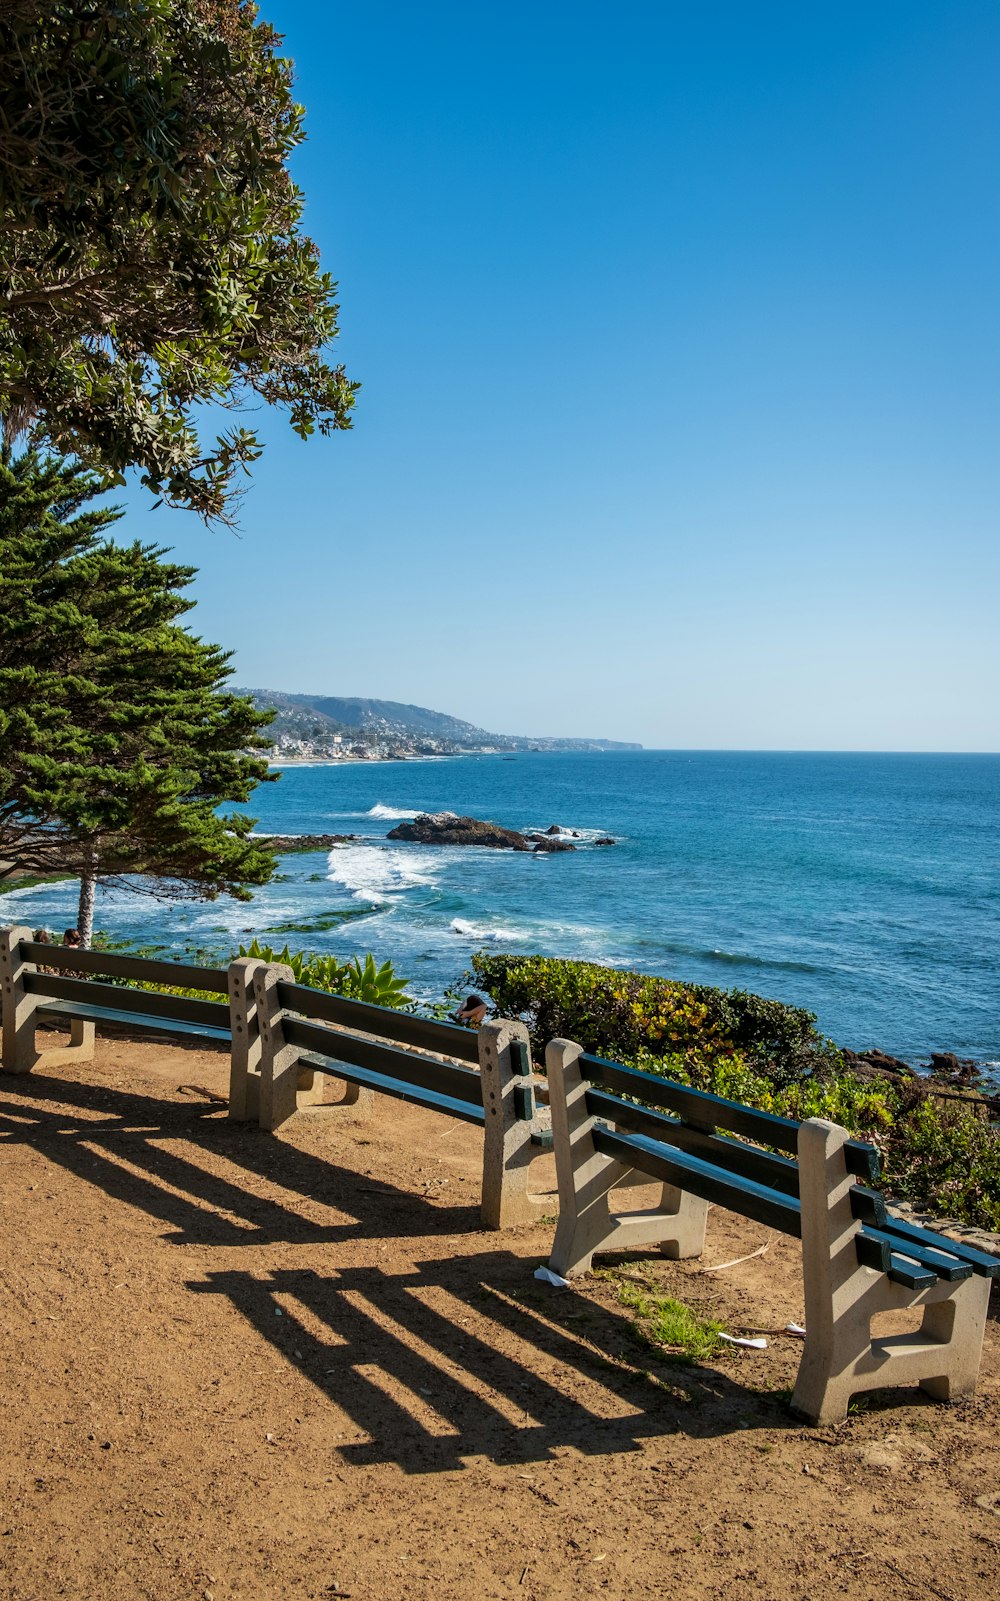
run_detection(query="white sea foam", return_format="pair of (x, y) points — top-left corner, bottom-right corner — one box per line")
(326, 844), (441, 903)
(528, 824), (613, 844)
(450, 917), (529, 942)
(367, 803), (422, 821)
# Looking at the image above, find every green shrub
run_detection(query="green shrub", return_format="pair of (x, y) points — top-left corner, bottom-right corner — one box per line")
(471, 951), (1000, 1234)
(471, 952), (839, 1085)
(95, 935), (410, 1009)
(236, 941), (410, 1008)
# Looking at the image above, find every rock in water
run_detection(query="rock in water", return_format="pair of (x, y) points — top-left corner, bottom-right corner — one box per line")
(532, 837), (577, 852)
(594, 836), (616, 846)
(264, 833), (358, 852)
(386, 813), (532, 849)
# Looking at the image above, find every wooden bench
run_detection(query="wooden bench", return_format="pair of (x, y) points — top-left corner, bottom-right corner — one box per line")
(0, 926), (548, 1229)
(1, 935), (233, 1067)
(545, 1039), (998, 1424)
(228, 958), (547, 1227)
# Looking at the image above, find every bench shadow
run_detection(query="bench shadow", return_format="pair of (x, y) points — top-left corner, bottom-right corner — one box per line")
(0, 1071), (482, 1246)
(189, 1251), (787, 1474)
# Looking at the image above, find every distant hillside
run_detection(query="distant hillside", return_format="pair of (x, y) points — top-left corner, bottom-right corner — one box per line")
(238, 688), (641, 754)
(274, 693), (490, 742)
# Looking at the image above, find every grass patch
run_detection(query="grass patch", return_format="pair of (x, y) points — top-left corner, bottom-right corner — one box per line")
(598, 1270), (726, 1364)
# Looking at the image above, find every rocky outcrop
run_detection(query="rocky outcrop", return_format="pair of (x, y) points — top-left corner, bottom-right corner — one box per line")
(531, 837), (577, 853)
(842, 1048), (914, 1080)
(263, 833), (358, 852)
(387, 813), (532, 849)
(594, 836), (616, 846)
(924, 1051), (982, 1085)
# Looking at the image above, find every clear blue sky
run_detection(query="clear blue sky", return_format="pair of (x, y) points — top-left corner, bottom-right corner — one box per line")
(120, 1), (999, 749)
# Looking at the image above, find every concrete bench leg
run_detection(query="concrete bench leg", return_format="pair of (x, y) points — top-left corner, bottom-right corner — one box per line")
(294, 1065), (375, 1113)
(1, 926), (99, 1072)
(791, 1118), (990, 1425)
(479, 1019), (551, 1228)
(227, 957), (264, 1121)
(545, 1038), (708, 1276)
(251, 961), (302, 1132)
(1, 924), (41, 1073)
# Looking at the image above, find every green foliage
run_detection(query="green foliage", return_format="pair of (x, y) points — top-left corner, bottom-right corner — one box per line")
(237, 939), (410, 1009)
(471, 951), (1000, 1233)
(0, 0), (357, 524)
(470, 952), (839, 1085)
(0, 448), (276, 935)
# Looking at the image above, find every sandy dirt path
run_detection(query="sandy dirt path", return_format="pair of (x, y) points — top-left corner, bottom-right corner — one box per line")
(1, 1031), (998, 1601)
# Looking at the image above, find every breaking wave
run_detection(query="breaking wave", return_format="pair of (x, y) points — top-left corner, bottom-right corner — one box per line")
(450, 917), (529, 942)
(326, 844), (441, 904)
(367, 803), (422, 820)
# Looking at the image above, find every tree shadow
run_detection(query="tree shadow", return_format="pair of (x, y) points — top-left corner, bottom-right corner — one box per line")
(0, 1071), (481, 1246)
(189, 1252), (787, 1474)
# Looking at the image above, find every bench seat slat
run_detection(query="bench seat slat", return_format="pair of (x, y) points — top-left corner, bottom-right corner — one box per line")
(586, 1087), (802, 1197)
(282, 1015), (484, 1108)
(855, 1232), (937, 1290)
(860, 1226), (973, 1283)
(580, 1053), (880, 1182)
(38, 1000), (231, 1042)
(297, 1053), (484, 1125)
(886, 1255), (938, 1292)
(591, 1125), (803, 1238)
(881, 1216), (1000, 1278)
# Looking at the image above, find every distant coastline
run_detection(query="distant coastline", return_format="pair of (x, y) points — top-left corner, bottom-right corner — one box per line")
(242, 686), (641, 763)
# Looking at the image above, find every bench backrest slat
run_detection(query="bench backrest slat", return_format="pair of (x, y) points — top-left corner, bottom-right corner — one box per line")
(22, 941), (229, 993)
(282, 1014), (484, 1109)
(277, 980), (480, 1063)
(586, 1087), (802, 1197)
(581, 1053), (880, 1183)
(24, 970), (231, 1031)
(591, 1124), (803, 1238)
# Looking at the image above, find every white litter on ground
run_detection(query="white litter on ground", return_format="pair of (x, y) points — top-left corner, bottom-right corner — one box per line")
(533, 1265), (572, 1289)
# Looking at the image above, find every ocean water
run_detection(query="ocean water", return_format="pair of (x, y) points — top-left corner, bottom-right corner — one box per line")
(3, 751), (998, 1066)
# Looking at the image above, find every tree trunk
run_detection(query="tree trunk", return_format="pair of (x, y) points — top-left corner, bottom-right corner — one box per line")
(77, 863), (97, 947)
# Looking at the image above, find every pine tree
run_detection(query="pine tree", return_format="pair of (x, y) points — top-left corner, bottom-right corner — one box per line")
(0, 449), (276, 942)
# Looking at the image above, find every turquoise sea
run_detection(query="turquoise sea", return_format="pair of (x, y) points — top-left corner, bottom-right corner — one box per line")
(3, 751), (998, 1067)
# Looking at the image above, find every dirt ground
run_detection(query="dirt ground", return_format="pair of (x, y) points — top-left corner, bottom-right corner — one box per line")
(1, 1030), (998, 1601)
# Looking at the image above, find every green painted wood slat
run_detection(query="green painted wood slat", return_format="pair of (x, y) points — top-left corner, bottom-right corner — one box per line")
(590, 1124), (804, 1238)
(277, 981), (480, 1062)
(296, 1053), (485, 1125)
(24, 971), (230, 1031)
(22, 940), (229, 992)
(38, 1000), (231, 1042)
(281, 1015), (484, 1108)
(585, 1087), (802, 1196)
(580, 1052), (880, 1182)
